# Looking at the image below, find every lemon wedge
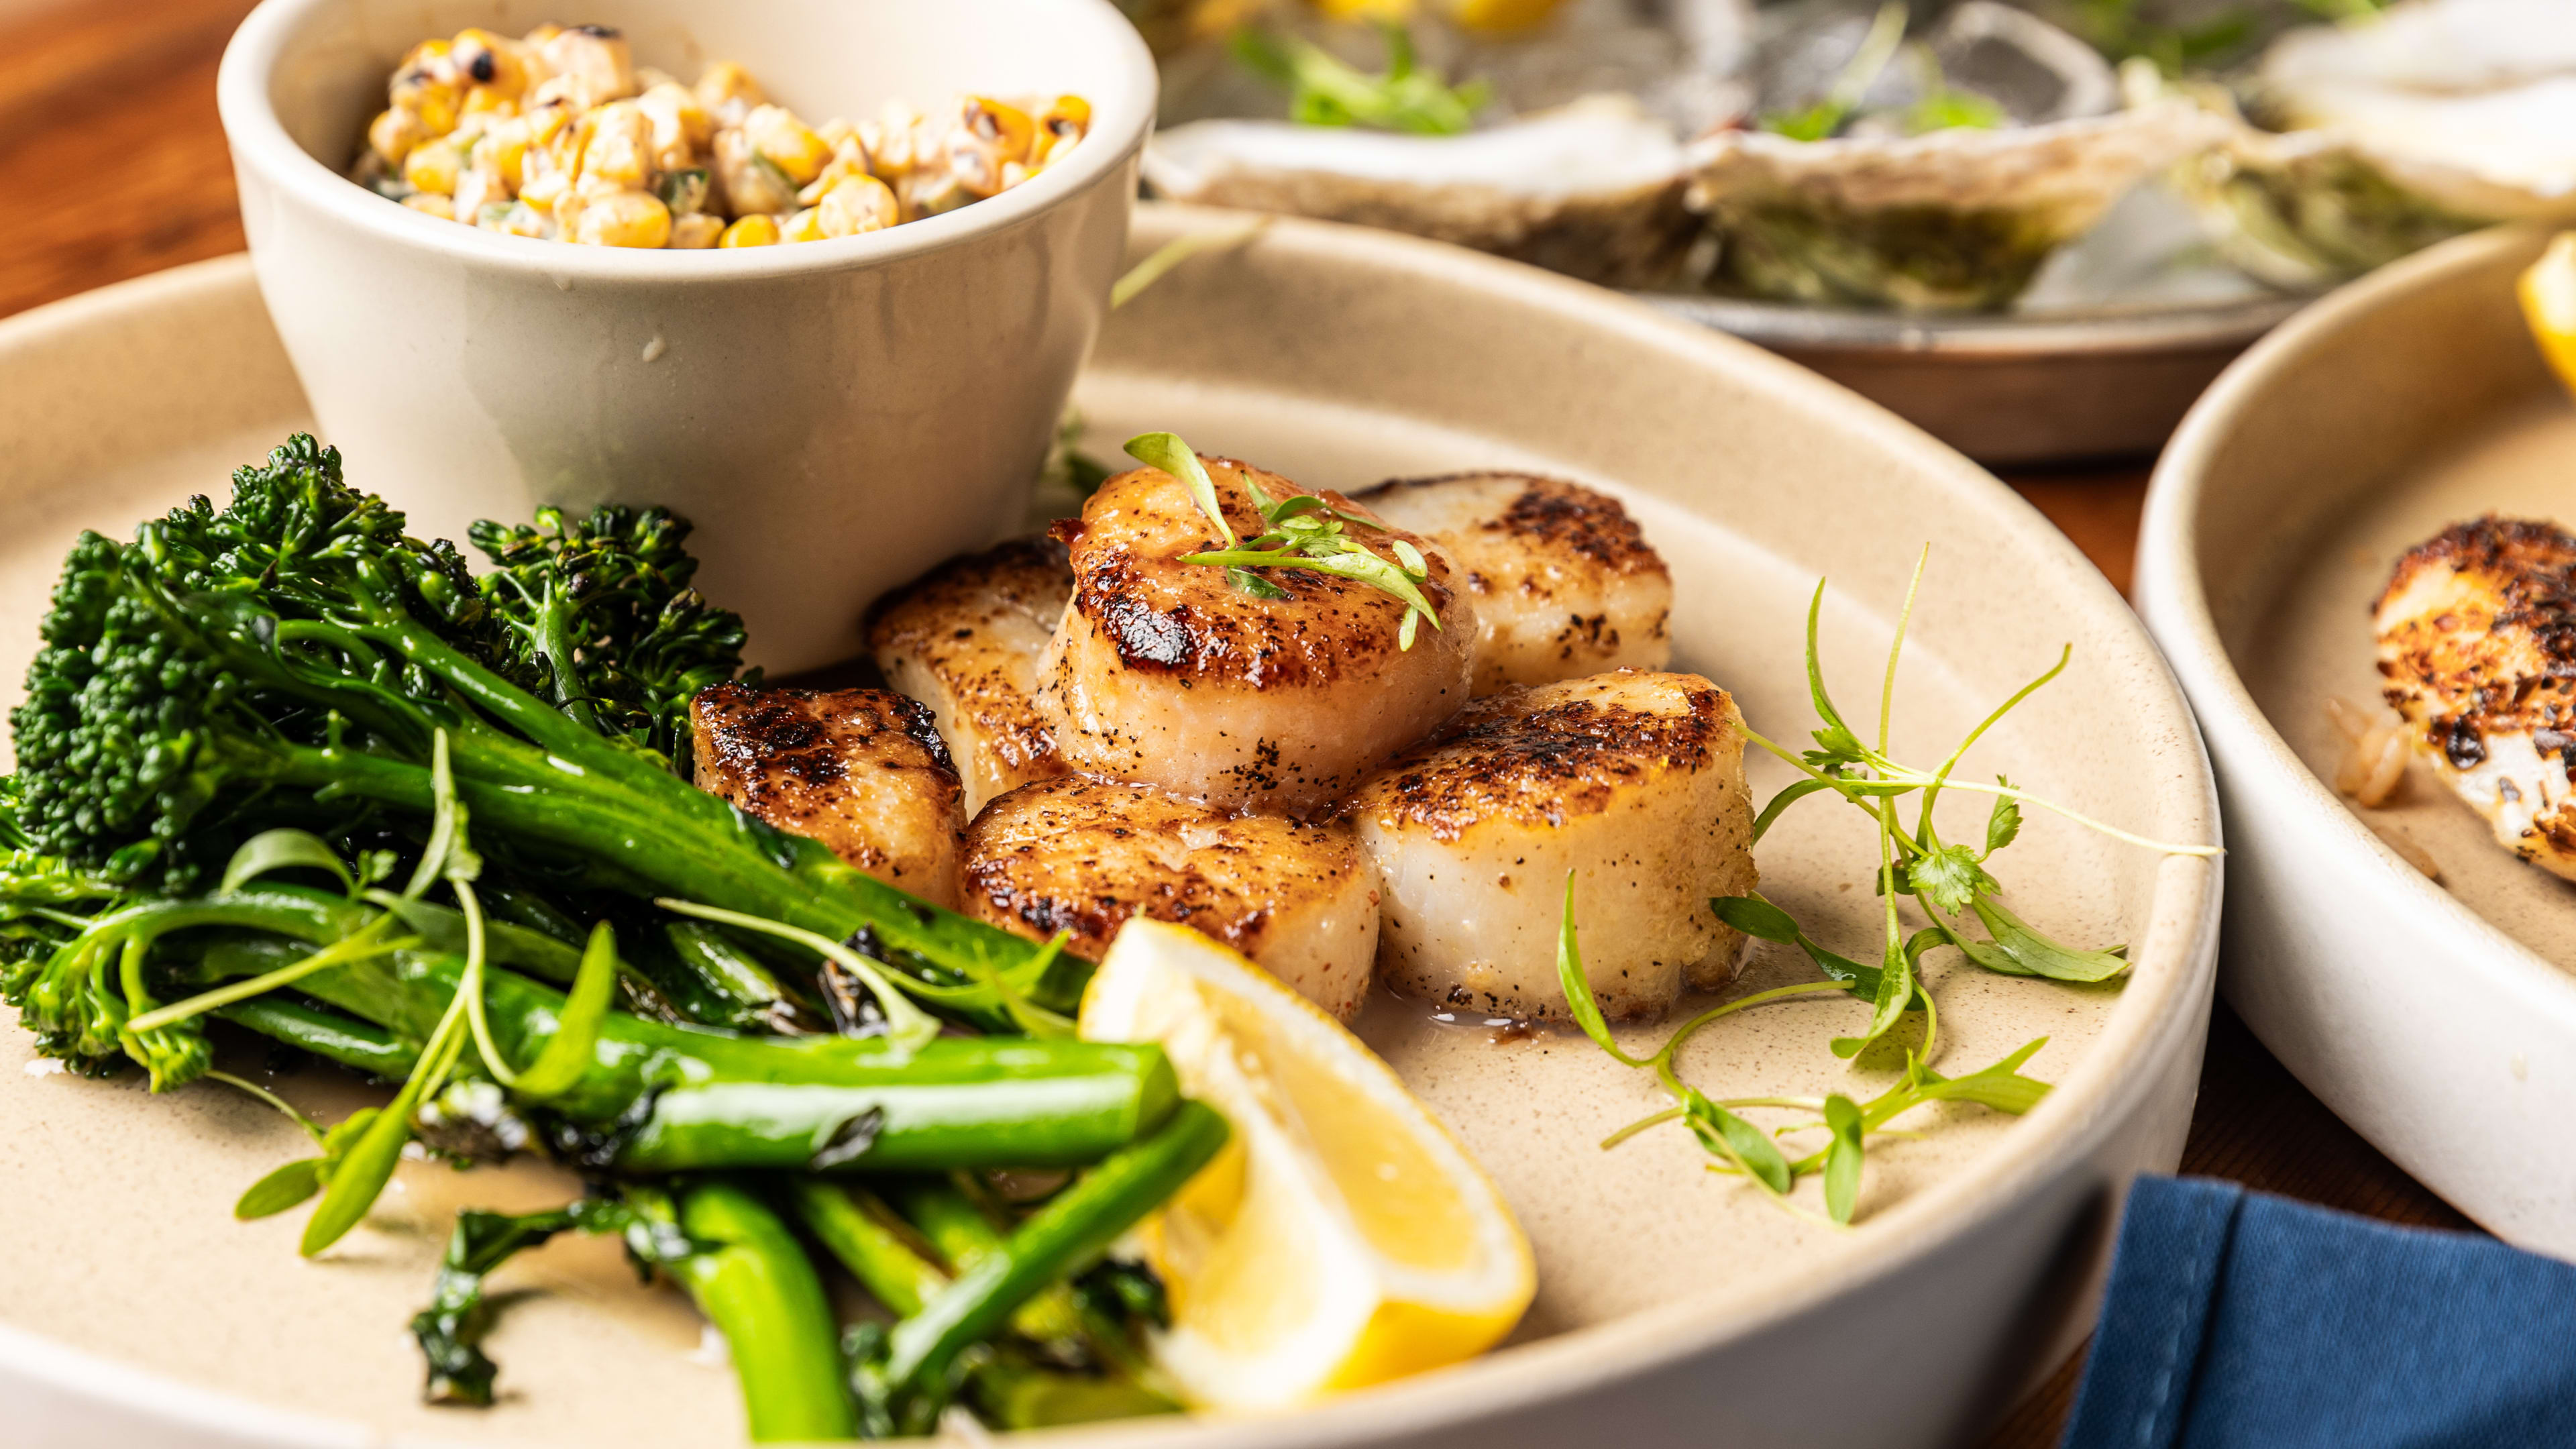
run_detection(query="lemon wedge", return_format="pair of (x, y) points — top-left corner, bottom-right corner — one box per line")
(1446, 0), (1569, 34)
(1078, 918), (1534, 1409)
(2522, 232), (2576, 399)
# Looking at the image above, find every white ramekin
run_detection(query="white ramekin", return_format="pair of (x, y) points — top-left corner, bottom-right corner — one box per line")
(219, 0), (1155, 669)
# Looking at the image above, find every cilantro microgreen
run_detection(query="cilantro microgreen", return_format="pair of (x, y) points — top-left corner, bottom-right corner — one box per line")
(1558, 545), (2208, 1225)
(1124, 429), (1445, 649)
(1230, 22), (1490, 137)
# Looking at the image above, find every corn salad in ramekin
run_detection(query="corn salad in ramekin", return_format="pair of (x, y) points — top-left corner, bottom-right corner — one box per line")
(349, 22), (1091, 248)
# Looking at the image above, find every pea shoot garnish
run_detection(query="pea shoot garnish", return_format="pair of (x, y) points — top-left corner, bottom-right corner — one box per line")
(1123, 431), (1446, 649)
(1558, 549), (2218, 1224)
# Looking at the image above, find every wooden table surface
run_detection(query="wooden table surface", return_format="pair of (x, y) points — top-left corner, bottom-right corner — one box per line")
(0, 2), (2481, 1444)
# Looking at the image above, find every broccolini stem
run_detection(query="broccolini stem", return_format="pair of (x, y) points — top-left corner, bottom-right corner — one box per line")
(667, 1181), (859, 1443)
(214, 997), (418, 1079)
(885, 1175), (1091, 1350)
(786, 1180), (1183, 1430)
(277, 947), (1183, 1171)
(786, 1180), (950, 1316)
(884, 1102), (1229, 1395)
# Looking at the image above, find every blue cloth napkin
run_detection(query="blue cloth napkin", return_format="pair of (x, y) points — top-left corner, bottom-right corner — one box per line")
(2062, 1175), (2576, 1449)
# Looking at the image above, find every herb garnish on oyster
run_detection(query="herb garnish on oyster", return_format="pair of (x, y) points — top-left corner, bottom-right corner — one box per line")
(2154, 0), (2576, 287)
(1140, 1), (1746, 286)
(1688, 1), (2224, 310)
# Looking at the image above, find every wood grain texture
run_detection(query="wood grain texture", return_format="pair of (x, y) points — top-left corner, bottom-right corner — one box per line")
(0, 5), (2483, 1448)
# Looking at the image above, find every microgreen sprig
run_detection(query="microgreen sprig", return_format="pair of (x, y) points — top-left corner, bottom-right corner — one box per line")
(1552, 547), (2212, 1223)
(1123, 431), (1446, 649)
(1230, 22), (1491, 137)
(1555, 872), (2051, 1225)
(1741, 554), (2216, 1005)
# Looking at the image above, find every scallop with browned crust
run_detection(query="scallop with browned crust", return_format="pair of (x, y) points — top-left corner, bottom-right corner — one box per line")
(2376, 516), (2576, 881)
(1353, 472), (1672, 695)
(962, 775), (1379, 1020)
(867, 538), (1073, 816)
(1341, 669), (1755, 1020)
(1035, 454), (1477, 814)
(691, 682), (967, 907)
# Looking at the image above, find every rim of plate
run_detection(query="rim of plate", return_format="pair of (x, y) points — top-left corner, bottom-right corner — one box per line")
(0, 214), (2222, 1446)
(1635, 290), (2307, 360)
(2136, 224), (2576, 1040)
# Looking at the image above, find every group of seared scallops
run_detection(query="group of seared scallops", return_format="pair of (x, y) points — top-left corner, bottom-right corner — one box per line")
(2376, 517), (2576, 882)
(692, 452), (1757, 1024)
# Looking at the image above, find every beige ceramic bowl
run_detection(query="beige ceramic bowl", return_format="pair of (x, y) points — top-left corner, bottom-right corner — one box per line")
(216, 0), (1155, 670)
(0, 209), (2219, 1448)
(2138, 226), (2576, 1251)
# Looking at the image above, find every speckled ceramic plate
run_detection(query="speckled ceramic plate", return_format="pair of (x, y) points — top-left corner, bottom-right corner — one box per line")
(0, 206), (2218, 1449)
(2138, 225), (2576, 1253)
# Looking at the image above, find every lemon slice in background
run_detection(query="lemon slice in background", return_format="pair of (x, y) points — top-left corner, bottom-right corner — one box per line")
(1309, 0), (1570, 34)
(2522, 232), (2576, 399)
(1079, 919), (1535, 1409)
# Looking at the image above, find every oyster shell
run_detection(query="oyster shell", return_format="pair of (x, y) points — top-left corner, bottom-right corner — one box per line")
(1141, 95), (1699, 285)
(1687, 2), (2225, 311)
(1688, 99), (2225, 311)
(2163, 0), (2576, 288)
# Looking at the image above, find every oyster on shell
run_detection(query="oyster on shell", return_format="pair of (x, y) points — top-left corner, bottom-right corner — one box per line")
(2163, 0), (2576, 288)
(1142, 94), (1700, 285)
(1688, 2), (2225, 311)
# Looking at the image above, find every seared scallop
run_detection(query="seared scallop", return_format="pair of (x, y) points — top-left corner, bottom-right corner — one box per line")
(867, 538), (1073, 816)
(1036, 453), (1477, 814)
(691, 682), (967, 906)
(2376, 517), (2576, 880)
(962, 775), (1379, 1020)
(1340, 670), (1755, 1020)
(1354, 472), (1672, 695)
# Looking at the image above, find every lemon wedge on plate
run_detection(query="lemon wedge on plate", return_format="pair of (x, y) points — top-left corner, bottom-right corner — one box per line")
(2522, 231), (2576, 398)
(1079, 919), (1535, 1409)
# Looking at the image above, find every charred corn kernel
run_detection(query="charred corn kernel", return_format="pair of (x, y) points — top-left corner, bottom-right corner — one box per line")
(865, 101), (929, 178)
(402, 192), (456, 221)
(450, 28), (529, 95)
(390, 51), (461, 136)
(816, 174), (900, 237)
(368, 106), (428, 166)
(478, 117), (531, 191)
(638, 81), (710, 161)
(2524, 233), (2576, 398)
(794, 139), (875, 206)
(744, 104), (830, 184)
(402, 136), (465, 195)
(541, 24), (635, 102)
(522, 95), (576, 149)
(961, 96), (1037, 166)
(904, 166), (975, 219)
(516, 143), (570, 211)
(669, 213), (725, 249)
(490, 201), (550, 237)
(712, 126), (800, 215)
(580, 99), (653, 185)
(718, 213), (781, 247)
(572, 188), (670, 247)
(452, 164), (504, 221)
(1032, 95), (1090, 167)
(780, 206), (826, 243)
(694, 60), (765, 122)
